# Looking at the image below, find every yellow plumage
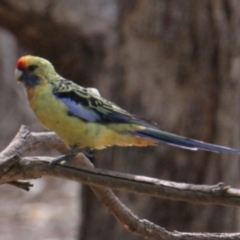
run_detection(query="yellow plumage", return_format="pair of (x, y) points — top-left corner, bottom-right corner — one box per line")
(30, 85), (155, 149)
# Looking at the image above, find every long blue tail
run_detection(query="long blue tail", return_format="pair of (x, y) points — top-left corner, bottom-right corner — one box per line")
(135, 128), (240, 154)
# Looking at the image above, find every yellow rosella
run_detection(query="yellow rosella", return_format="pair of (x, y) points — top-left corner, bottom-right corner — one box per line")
(15, 56), (240, 163)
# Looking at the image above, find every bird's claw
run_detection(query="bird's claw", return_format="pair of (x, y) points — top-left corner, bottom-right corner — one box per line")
(82, 149), (95, 162)
(50, 153), (76, 167)
(50, 148), (95, 166)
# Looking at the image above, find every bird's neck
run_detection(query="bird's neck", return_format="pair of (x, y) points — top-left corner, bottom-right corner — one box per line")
(26, 83), (52, 105)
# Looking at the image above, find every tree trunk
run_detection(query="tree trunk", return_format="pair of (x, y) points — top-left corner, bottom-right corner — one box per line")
(80, 1), (240, 239)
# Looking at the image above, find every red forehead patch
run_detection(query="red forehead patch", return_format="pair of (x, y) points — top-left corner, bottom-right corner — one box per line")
(16, 57), (26, 70)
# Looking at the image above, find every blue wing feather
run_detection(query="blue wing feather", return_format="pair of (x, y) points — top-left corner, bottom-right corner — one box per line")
(54, 94), (101, 122)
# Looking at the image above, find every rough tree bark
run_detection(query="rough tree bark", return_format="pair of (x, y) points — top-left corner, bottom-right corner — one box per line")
(0, 0), (240, 239)
(81, 1), (240, 239)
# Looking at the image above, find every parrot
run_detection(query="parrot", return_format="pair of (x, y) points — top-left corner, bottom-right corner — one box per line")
(15, 55), (240, 164)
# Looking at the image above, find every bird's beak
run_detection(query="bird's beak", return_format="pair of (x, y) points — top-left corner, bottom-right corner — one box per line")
(15, 68), (23, 81)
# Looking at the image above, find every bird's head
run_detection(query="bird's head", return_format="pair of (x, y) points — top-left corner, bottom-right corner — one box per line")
(15, 56), (57, 87)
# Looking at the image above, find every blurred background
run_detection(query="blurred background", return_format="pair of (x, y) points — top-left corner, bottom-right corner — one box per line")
(1, 0), (240, 239)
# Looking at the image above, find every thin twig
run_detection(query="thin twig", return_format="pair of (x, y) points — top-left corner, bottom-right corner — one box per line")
(8, 180), (33, 191)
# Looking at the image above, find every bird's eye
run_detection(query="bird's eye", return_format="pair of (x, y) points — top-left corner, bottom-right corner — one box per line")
(28, 65), (38, 71)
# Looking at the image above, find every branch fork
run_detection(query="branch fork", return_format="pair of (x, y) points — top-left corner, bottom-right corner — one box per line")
(1, 126), (240, 239)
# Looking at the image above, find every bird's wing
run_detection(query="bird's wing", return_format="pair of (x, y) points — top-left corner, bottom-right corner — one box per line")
(51, 78), (150, 125)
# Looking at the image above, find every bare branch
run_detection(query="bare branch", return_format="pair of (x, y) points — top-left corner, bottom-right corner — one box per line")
(1, 126), (240, 239)
(1, 156), (240, 207)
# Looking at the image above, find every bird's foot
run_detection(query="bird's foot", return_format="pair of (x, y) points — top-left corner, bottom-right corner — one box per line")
(50, 148), (95, 166)
(82, 149), (95, 163)
(50, 152), (77, 167)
